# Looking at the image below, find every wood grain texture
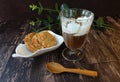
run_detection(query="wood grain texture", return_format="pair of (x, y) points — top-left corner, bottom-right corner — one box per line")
(0, 19), (120, 82)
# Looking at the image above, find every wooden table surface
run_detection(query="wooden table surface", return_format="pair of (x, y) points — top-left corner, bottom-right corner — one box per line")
(0, 18), (120, 82)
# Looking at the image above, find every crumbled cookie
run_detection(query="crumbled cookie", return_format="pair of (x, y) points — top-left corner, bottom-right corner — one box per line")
(23, 31), (57, 52)
(23, 32), (38, 52)
(37, 31), (57, 48)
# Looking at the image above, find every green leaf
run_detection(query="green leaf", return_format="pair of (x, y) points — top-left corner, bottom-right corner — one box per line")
(38, 2), (44, 15)
(31, 28), (40, 33)
(47, 15), (53, 23)
(48, 10), (52, 15)
(29, 21), (35, 26)
(38, 2), (43, 8)
(29, 4), (38, 11)
(91, 17), (113, 30)
(96, 17), (104, 27)
(46, 24), (52, 30)
(38, 8), (43, 15)
(43, 20), (52, 30)
(36, 18), (42, 26)
(55, 3), (59, 13)
(61, 3), (69, 11)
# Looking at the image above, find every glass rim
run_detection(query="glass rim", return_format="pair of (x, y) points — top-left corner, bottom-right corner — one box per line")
(60, 8), (94, 18)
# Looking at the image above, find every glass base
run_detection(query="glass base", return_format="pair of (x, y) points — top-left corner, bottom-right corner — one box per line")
(62, 48), (84, 62)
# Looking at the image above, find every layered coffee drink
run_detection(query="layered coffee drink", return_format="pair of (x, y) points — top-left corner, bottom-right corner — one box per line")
(60, 8), (94, 61)
(61, 16), (93, 50)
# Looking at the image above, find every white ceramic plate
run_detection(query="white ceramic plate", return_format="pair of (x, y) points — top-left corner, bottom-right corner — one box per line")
(12, 30), (64, 58)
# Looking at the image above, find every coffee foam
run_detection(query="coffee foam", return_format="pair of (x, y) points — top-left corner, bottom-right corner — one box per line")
(61, 16), (93, 36)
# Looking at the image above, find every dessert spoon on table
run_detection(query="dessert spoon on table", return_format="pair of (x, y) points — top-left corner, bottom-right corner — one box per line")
(46, 62), (98, 77)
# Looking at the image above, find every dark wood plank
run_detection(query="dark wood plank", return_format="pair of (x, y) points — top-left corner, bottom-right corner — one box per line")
(84, 29), (120, 64)
(0, 18), (120, 82)
(94, 60), (120, 82)
(0, 21), (31, 81)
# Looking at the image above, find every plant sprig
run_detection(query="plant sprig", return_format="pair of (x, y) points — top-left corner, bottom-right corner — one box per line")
(29, 2), (66, 32)
(29, 2), (113, 32)
(91, 17), (113, 30)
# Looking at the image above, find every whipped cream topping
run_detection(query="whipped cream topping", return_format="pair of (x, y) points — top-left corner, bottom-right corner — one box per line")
(61, 16), (93, 36)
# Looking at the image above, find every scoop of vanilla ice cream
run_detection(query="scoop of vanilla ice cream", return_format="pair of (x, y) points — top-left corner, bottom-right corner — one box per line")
(61, 16), (92, 36)
(74, 16), (92, 36)
(61, 17), (80, 34)
(67, 21), (80, 33)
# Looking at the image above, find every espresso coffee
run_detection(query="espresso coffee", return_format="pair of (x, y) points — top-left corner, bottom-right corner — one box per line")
(63, 32), (86, 50)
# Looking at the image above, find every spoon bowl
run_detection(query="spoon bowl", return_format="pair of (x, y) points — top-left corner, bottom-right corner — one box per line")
(46, 62), (98, 77)
(46, 62), (66, 73)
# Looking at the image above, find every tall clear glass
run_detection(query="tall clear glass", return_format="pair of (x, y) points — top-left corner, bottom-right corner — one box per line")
(60, 8), (94, 62)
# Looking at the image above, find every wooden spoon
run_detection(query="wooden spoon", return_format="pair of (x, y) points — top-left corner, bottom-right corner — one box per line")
(46, 62), (98, 77)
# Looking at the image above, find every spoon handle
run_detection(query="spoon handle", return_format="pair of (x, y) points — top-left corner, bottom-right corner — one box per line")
(65, 68), (98, 77)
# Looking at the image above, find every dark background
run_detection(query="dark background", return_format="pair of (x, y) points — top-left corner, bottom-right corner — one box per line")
(0, 0), (120, 20)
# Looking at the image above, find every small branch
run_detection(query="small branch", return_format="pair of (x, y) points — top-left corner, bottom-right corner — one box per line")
(50, 23), (59, 27)
(44, 8), (58, 12)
